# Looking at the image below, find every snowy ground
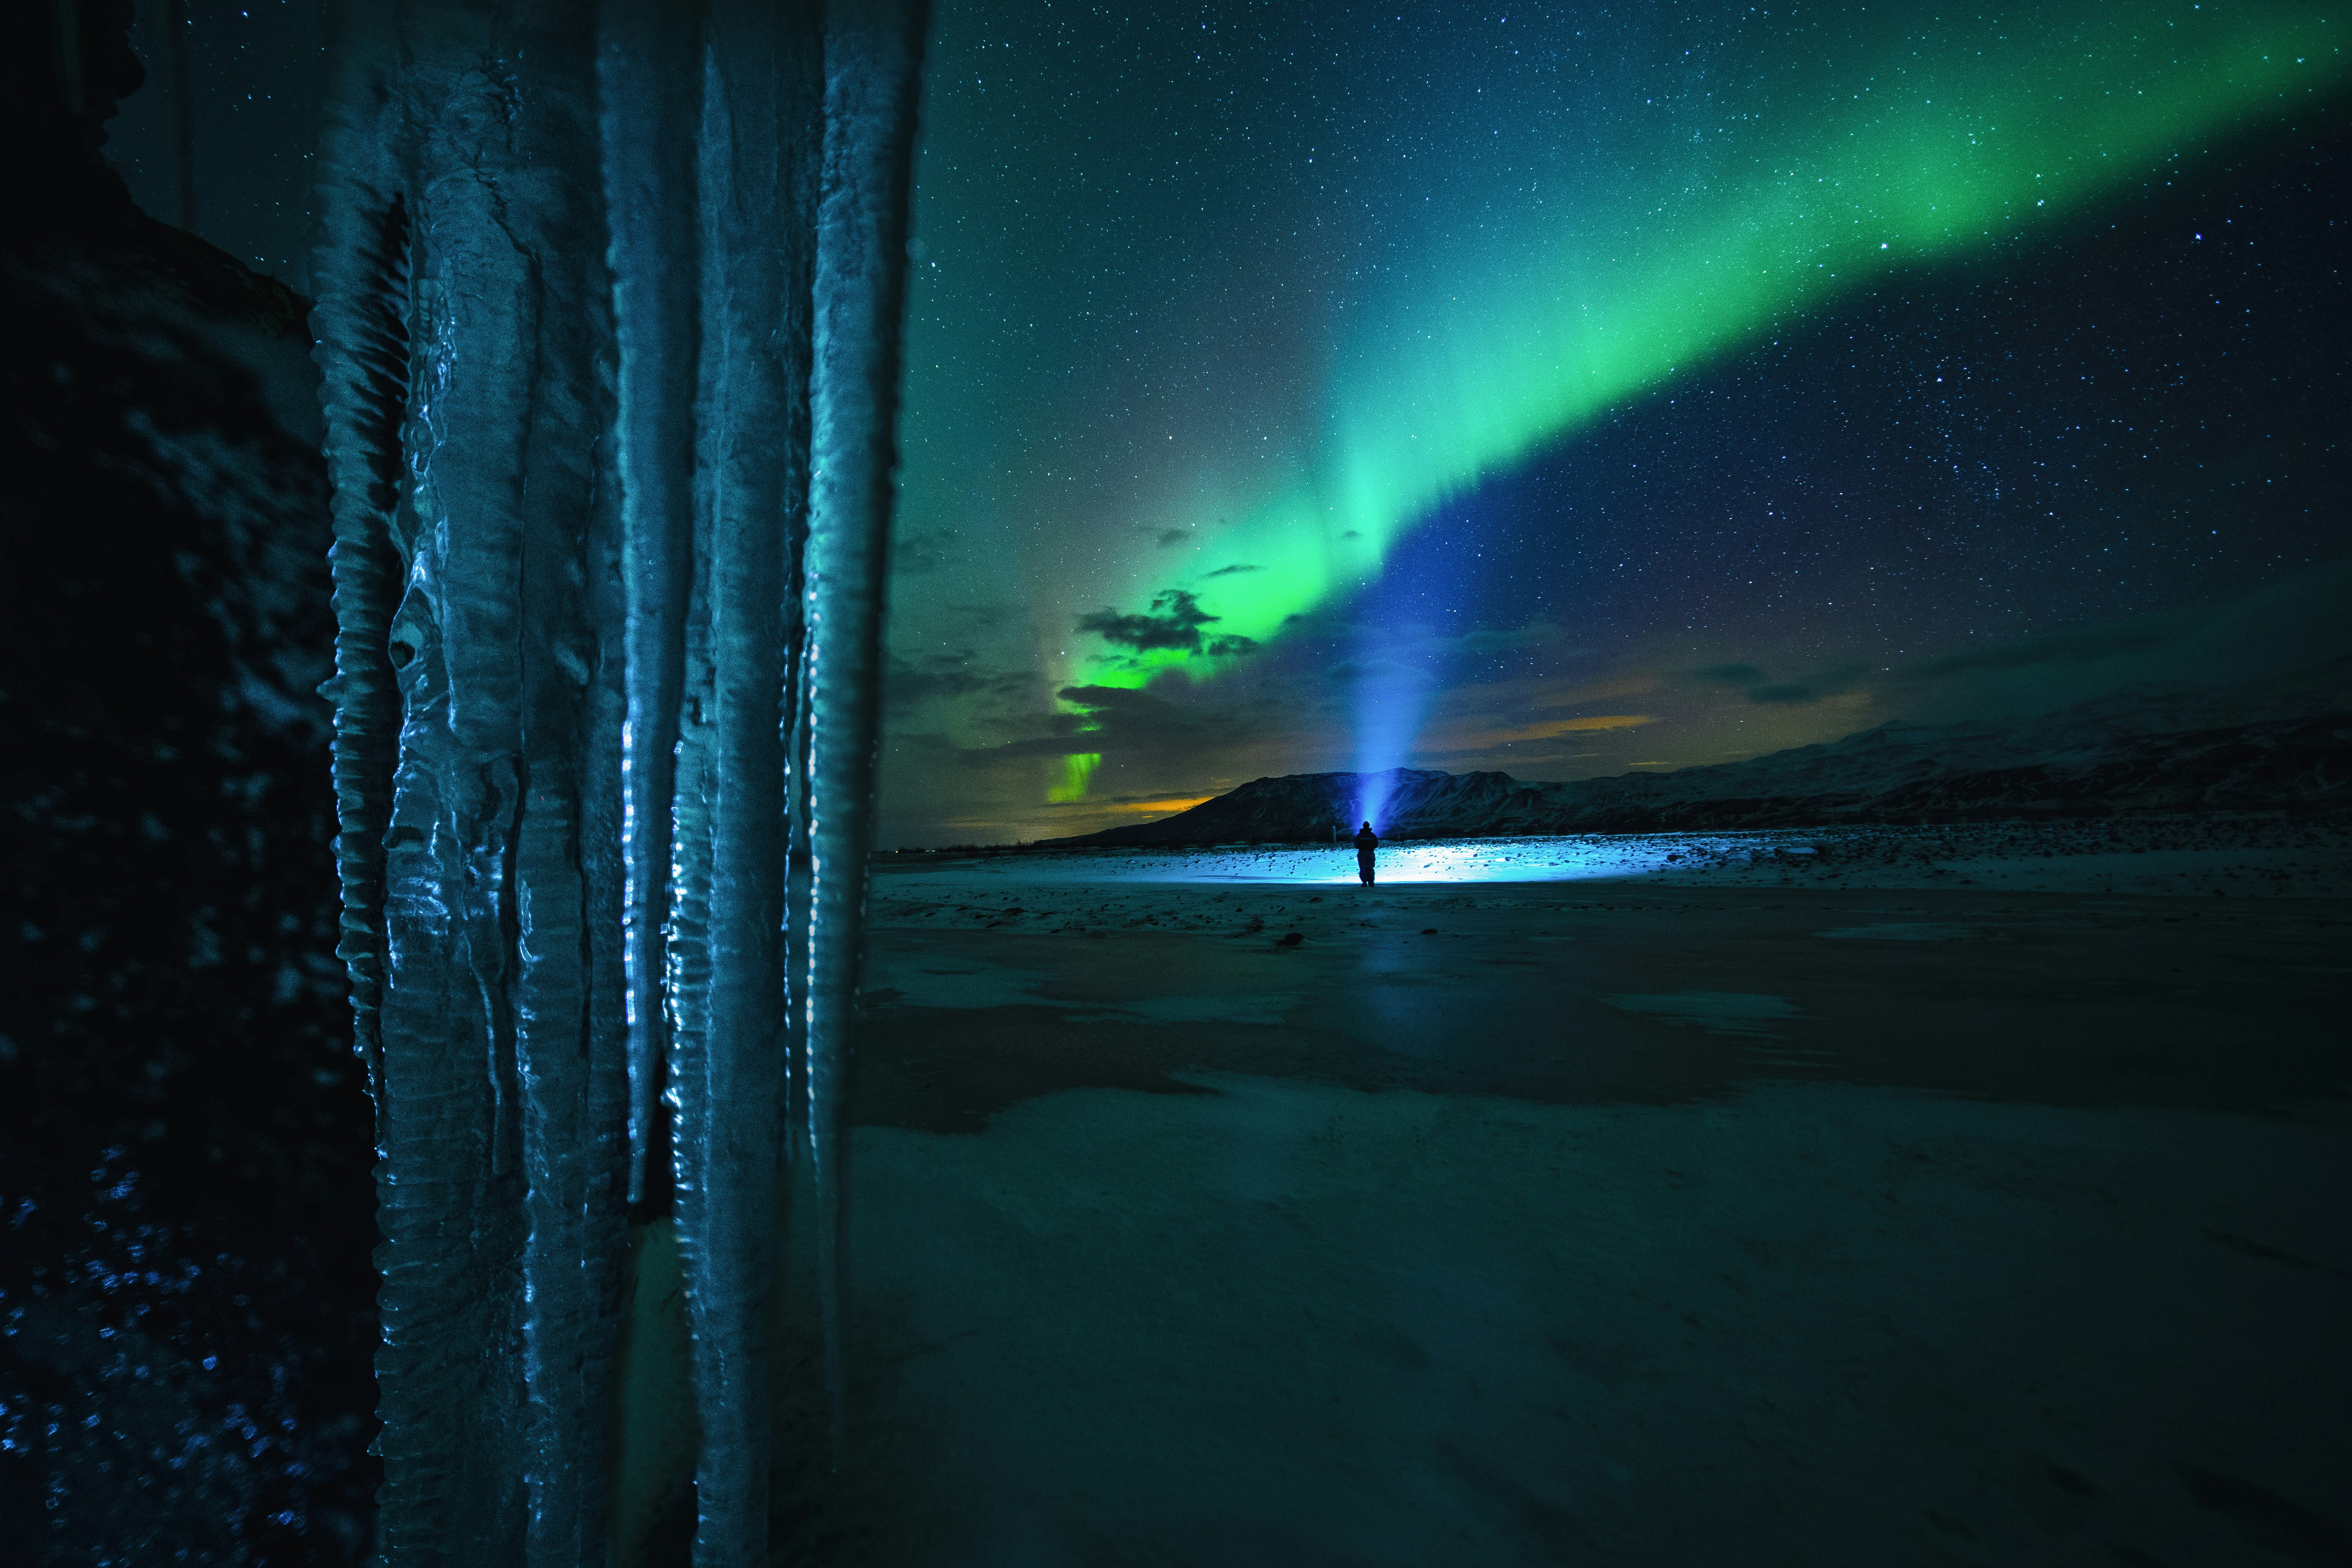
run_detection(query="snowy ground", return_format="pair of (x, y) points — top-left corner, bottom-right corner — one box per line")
(839, 1082), (2347, 1568)
(636, 819), (2352, 1564)
(870, 816), (2352, 931)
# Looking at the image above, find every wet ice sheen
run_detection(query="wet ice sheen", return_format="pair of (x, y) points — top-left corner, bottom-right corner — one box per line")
(311, 4), (926, 1561)
(1602, 992), (1804, 1037)
(1815, 922), (1989, 941)
(841, 1076), (2349, 1564)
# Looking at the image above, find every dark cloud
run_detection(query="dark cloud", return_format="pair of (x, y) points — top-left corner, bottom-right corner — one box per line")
(1691, 659), (1869, 705)
(1415, 743), (1613, 768)
(1882, 558), (2352, 721)
(1076, 588), (1240, 655)
(885, 650), (1034, 711)
(1903, 621), (2179, 679)
(889, 528), (956, 577)
(882, 729), (961, 756)
(1058, 683), (1200, 721)
(1318, 621), (1558, 686)
(962, 679), (1291, 768)
(1748, 664), (1872, 704)
(1673, 558), (2352, 721)
(1154, 528), (1187, 547)
(1204, 562), (1261, 577)
(1323, 654), (1439, 686)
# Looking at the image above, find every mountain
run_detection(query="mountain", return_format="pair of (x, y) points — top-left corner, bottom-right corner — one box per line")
(1039, 661), (2352, 846)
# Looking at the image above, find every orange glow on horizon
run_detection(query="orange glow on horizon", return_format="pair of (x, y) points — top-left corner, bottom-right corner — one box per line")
(1111, 795), (1216, 816)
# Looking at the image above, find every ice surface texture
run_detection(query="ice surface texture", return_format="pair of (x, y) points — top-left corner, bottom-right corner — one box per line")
(310, 2), (926, 1561)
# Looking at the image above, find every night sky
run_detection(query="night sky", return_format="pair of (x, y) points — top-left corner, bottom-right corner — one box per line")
(887, 0), (2348, 845)
(101, 1), (2350, 846)
(108, 0), (326, 291)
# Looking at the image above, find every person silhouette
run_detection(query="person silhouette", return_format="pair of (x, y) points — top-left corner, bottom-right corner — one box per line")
(1354, 820), (1379, 886)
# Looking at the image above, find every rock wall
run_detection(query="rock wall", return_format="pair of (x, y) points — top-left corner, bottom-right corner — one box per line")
(0, 6), (376, 1559)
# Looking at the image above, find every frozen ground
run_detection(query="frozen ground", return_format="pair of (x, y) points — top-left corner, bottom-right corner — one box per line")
(871, 817), (2352, 929)
(839, 1083), (2345, 1568)
(657, 820), (2352, 1564)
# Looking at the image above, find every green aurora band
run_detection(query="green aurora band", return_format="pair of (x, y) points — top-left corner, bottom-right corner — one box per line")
(1064, 3), (2345, 708)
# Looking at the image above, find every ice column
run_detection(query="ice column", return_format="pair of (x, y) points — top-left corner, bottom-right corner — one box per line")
(806, 0), (927, 1446)
(310, 2), (925, 1562)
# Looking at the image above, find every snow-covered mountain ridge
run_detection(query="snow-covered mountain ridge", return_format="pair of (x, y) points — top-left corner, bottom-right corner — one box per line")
(1043, 660), (2352, 845)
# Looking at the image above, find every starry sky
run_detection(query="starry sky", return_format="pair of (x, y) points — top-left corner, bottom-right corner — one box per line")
(886, 0), (2349, 845)
(98, 1), (2349, 847)
(108, 0), (326, 291)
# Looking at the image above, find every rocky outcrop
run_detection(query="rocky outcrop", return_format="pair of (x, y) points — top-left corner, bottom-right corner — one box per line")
(0, 11), (374, 1559)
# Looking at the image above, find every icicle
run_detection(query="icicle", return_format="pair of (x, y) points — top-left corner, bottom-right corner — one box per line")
(806, 0), (929, 1442)
(309, 24), (409, 1114)
(315, 2), (926, 1559)
(677, 6), (826, 1561)
(315, 5), (629, 1561)
(309, 16), (480, 1560)
(318, 29), (541, 1537)
(602, 0), (702, 1215)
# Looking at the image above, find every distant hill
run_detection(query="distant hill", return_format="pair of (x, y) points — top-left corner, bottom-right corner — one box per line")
(1040, 659), (2352, 846)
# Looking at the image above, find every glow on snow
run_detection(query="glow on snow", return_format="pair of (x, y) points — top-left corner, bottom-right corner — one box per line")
(1063, 2), (2344, 722)
(891, 839), (1724, 887)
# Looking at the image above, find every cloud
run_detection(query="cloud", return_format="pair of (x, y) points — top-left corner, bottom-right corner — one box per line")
(891, 560), (2352, 849)
(1204, 563), (1262, 577)
(1672, 557), (2352, 723)
(1315, 622), (1567, 701)
(1496, 714), (1653, 739)
(1750, 665), (1873, 704)
(886, 650), (1035, 710)
(1076, 587), (1256, 657)
(1534, 673), (1664, 708)
(1693, 659), (1872, 705)
(1091, 794), (1215, 814)
(1414, 744), (1619, 767)
(963, 679), (1300, 769)
(1882, 559), (2352, 720)
(1323, 654), (1439, 686)
(1902, 621), (2183, 679)
(889, 528), (956, 577)
(1154, 528), (1188, 548)
(1411, 711), (1655, 761)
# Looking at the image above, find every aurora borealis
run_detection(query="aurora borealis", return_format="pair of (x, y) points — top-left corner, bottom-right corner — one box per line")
(87, 0), (2352, 840)
(1076, 4), (2336, 677)
(883, 0), (2348, 843)
(35, 6), (2349, 1556)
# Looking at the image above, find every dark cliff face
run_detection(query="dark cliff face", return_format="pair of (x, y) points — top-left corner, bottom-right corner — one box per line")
(1043, 670), (2352, 847)
(0, 11), (376, 1560)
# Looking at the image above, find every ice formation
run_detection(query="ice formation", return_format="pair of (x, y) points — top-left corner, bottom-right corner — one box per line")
(309, 2), (926, 1559)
